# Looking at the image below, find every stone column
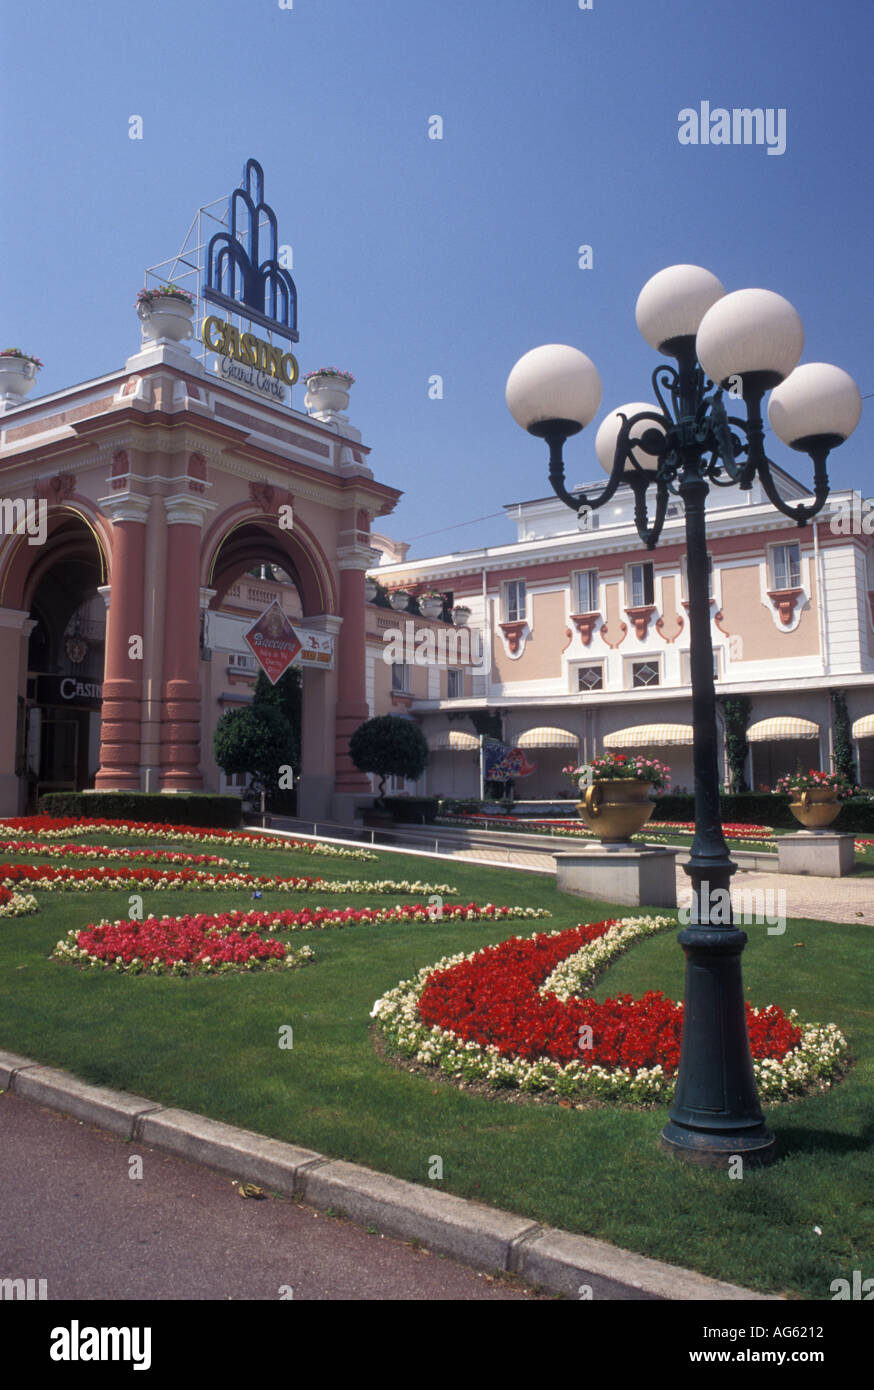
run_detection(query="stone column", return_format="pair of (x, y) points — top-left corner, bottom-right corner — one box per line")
(296, 613), (342, 822)
(0, 608), (35, 814)
(333, 543), (376, 822)
(159, 495), (214, 790)
(95, 494), (150, 790)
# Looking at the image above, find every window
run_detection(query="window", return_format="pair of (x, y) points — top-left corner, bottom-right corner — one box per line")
(628, 561), (654, 607)
(447, 669), (464, 699)
(681, 649), (720, 683)
(391, 662), (411, 693)
(631, 660), (660, 688)
(577, 664), (603, 692)
(574, 569), (599, 613)
(503, 580), (526, 623)
(771, 542), (801, 589)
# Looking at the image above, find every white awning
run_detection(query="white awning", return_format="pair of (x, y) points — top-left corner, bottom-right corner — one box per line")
(852, 714), (874, 739)
(747, 717), (819, 743)
(516, 727), (580, 749)
(604, 723), (694, 748)
(427, 730), (479, 752)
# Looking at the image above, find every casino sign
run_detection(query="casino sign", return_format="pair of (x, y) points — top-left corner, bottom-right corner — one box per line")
(202, 315), (299, 403)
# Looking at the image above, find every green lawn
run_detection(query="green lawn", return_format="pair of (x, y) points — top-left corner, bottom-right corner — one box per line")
(0, 830), (871, 1298)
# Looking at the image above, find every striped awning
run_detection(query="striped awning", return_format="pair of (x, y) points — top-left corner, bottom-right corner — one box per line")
(747, 717), (819, 743)
(516, 727), (579, 749)
(427, 730), (479, 752)
(852, 714), (874, 739)
(604, 723), (694, 749)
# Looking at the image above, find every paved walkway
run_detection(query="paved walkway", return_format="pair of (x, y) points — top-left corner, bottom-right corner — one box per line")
(0, 1092), (541, 1301)
(439, 847), (874, 925)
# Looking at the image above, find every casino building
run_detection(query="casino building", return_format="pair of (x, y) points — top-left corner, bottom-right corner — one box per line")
(0, 160), (399, 821)
(367, 475), (874, 800)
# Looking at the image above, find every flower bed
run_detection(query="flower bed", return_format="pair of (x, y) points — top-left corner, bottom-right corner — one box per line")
(0, 885), (39, 918)
(0, 863), (456, 895)
(0, 817), (377, 860)
(372, 917), (849, 1105)
(52, 901), (551, 975)
(0, 840), (241, 867)
(52, 916), (315, 976)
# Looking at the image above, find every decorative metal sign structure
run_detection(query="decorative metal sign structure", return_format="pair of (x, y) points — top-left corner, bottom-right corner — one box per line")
(143, 159), (299, 396)
(203, 159), (298, 341)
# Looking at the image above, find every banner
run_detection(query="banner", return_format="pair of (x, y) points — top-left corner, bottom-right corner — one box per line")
(483, 740), (536, 781)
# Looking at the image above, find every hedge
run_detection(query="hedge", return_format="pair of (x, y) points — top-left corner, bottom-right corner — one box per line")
(38, 792), (243, 829)
(380, 796), (439, 823)
(650, 791), (874, 833)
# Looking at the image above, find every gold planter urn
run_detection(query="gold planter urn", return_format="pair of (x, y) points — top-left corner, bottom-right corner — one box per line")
(789, 788), (841, 830)
(577, 778), (655, 844)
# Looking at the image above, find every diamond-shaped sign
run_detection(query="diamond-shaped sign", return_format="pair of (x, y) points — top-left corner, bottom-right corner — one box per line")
(244, 601), (302, 684)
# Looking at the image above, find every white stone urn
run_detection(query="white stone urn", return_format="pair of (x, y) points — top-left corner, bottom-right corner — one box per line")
(364, 575), (379, 602)
(303, 370), (354, 421)
(0, 353), (39, 407)
(419, 595), (443, 619)
(452, 606), (471, 626)
(389, 589), (410, 612)
(137, 292), (194, 345)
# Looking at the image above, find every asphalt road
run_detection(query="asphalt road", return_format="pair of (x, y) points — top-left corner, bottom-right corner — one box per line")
(0, 1092), (543, 1301)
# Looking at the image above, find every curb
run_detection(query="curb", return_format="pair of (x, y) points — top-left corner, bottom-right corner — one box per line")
(0, 1048), (779, 1302)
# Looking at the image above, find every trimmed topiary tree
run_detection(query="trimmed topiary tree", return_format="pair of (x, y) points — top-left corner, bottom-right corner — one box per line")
(213, 703), (296, 802)
(349, 715), (428, 805)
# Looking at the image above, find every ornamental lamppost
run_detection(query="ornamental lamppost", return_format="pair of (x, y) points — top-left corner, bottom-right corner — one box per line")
(506, 264), (862, 1167)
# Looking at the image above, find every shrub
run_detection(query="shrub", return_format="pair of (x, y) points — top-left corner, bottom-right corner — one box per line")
(349, 715), (428, 803)
(38, 792), (242, 828)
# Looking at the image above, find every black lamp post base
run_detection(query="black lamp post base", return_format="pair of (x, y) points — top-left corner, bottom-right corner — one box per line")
(660, 1121), (776, 1169)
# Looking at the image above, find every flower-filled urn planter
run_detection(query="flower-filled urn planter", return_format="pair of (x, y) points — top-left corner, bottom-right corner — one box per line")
(303, 368), (355, 420)
(418, 593), (444, 619)
(389, 589), (410, 613)
(452, 606), (471, 626)
(364, 576), (379, 603)
(788, 788), (841, 830)
(136, 287), (194, 345)
(0, 350), (41, 406)
(566, 752), (670, 844)
(775, 770), (854, 831)
(577, 780), (656, 843)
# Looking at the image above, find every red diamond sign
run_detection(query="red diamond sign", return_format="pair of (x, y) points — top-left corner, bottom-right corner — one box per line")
(244, 601), (302, 684)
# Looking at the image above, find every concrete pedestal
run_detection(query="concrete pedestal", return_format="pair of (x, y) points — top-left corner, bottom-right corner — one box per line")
(777, 831), (856, 878)
(554, 844), (681, 908)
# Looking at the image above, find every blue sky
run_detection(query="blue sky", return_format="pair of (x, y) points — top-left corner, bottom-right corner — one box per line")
(2, 0), (871, 558)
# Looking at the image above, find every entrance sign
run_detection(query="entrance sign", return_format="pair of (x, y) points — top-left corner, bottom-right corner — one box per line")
(203, 159), (299, 342)
(202, 315), (299, 403)
(244, 603), (335, 682)
(244, 602), (302, 684)
(295, 627), (335, 670)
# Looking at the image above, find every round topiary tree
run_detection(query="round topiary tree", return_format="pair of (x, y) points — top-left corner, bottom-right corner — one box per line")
(349, 715), (428, 804)
(213, 703), (295, 802)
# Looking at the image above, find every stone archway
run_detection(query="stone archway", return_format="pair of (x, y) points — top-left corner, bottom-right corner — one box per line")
(0, 507), (110, 812)
(202, 510), (347, 820)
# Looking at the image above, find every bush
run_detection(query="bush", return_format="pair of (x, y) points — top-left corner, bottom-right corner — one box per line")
(649, 791), (874, 833)
(381, 796), (439, 823)
(38, 792), (242, 828)
(349, 715), (428, 802)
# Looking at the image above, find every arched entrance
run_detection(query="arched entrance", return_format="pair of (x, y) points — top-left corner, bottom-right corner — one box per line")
(0, 509), (109, 811)
(203, 512), (343, 819)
